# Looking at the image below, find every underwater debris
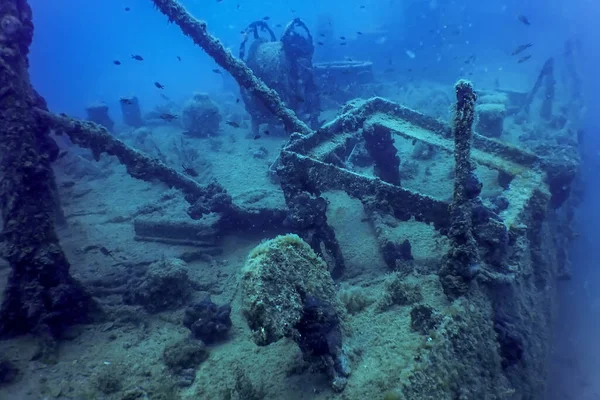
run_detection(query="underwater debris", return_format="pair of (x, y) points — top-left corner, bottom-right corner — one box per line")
(120, 96), (143, 127)
(86, 102), (115, 132)
(381, 239), (414, 270)
(376, 274), (422, 312)
(410, 304), (441, 335)
(240, 17), (321, 134)
(295, 295), (350, 392)
(181, 93), (222, 137)
(162, 338), (209, 374)
(151, 0), (312, 135)
(241, 234), (349, 391)
(476, 103), (506, 138)
(34, 111), (242, 222)
(123, 258), (192, 313)
(183, 297), (232, 344)
(438, 80), (481, 299)
(0, 2), (101, 340)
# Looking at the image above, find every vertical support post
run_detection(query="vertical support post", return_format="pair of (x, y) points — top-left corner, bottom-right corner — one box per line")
(0, 1), (100, 345)
(439, 80), (481, 298)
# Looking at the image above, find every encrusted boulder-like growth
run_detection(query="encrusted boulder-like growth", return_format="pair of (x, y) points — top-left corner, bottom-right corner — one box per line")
(240, 234), (350, 391)
(181, 93), (222, 137)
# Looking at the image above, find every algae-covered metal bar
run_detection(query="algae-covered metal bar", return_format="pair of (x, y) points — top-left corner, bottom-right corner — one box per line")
(150, 0), (313, 136)
(0, 0), (100, 342)
(438, 80), (482, 298)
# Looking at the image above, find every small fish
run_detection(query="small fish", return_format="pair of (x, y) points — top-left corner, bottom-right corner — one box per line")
(317, 41), (324, 45)
(517, 55), (532, 63)
(160, 93), (170, 101)
(131, 54), (144, 61)
(340, 36), (346, 40)
(296, 96), (305, 103)
(99, 246), (117, 260)
(226, 121), (240, 128)
(58, 150), (69, 160)
(177, 56), (182, 61)
(124, 7), (130, 11)
(182, 165), (199, 177)
(253, 135), (261, 140)
(511, 43), (532, 55)
(236, 98), (240, 103)
(357, 31), (363, 35)
(319, 33), (326, 37)
(160, 113), (178, 122)
(120, 97), (133, 104)
(154, 82), (165, 89)
(113, 60), (121, 65)
(518, 15), (531, 25)
(212, 69), (222, 74)
(360, 5), (365, 9)
(217, 0), (223, 2)
(263, 130), (270, 136)
(340, 42), (347, 46)
(263, 16), (270, 21)
(276, 24), (282, 28)
(83, 245), (116, 260)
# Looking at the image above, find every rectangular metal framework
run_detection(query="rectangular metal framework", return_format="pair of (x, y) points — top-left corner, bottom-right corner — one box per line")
(280, 97), (550, 232)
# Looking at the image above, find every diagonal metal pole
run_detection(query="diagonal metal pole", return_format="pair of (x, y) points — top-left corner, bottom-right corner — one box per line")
(150, 0), (313, 136)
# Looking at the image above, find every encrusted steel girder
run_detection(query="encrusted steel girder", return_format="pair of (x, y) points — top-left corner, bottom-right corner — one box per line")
(279, 95), (569, 234)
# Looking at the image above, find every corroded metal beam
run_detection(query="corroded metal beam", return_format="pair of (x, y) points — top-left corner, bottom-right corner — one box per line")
(0, 0), (100, 341)
(150, 0), (313, 136)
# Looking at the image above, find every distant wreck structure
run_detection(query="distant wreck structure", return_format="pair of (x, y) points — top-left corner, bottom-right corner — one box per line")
(239, 18), (321, 134)
(119, 96), (144, 127)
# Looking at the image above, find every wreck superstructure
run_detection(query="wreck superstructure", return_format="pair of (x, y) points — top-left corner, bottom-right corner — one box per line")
(0, 0), (584, 398)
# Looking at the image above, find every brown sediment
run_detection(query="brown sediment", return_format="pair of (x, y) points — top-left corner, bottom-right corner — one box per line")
(150, 0), (313, 136)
